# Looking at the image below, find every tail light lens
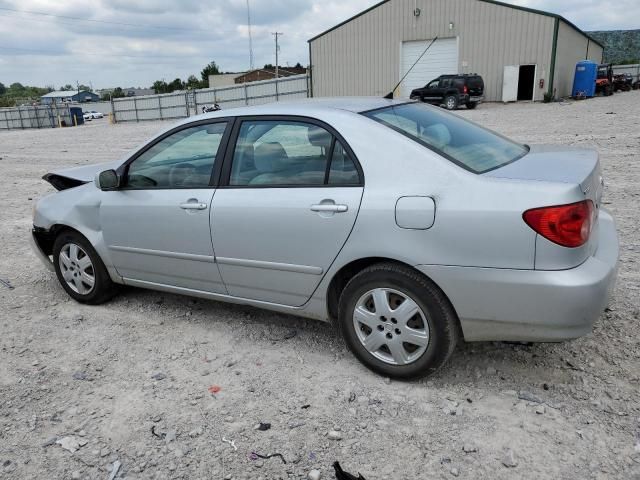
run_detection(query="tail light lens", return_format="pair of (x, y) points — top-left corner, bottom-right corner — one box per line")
(523, 200), (595, 248)
(463, 85), (468, 94)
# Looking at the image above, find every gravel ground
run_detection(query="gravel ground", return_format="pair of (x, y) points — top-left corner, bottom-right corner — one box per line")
(1, 93), (639, 480)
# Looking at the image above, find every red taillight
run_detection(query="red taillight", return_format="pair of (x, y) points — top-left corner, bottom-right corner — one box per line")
(463, 85), (468, 94)
(523, 200), (595, 248)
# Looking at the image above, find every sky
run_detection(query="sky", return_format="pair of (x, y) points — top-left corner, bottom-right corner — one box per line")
(0, 0), (637, 90)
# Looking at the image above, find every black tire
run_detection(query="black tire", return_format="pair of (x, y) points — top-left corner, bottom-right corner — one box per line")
(443, 95), (458, 110)
(466, 101), (478, 109)
(338, 263), (459, 379)
(52, 230), (118, 305)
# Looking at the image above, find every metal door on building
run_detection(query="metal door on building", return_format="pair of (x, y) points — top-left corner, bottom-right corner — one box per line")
(400, 38), (459, 98)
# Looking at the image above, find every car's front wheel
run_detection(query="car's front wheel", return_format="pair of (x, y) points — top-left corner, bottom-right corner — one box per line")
(338, 263), (459, 379)
(53, 230), (118, 305)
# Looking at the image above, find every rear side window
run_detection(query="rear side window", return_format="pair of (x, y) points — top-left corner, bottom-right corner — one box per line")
(363, 103), (527, 173)
(228, 120), (361, 186)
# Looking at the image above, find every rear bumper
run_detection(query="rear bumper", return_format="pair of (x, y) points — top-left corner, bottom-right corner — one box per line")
(416, 210), (619, 342)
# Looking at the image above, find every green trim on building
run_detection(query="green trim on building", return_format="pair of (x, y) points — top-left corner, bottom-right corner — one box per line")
(548, 17), (559, 98)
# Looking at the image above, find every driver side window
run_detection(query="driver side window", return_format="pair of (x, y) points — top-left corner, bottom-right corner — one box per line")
(127, 122), (227, 189)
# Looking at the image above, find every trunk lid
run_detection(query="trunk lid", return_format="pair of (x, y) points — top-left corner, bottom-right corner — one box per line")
(485, 145), (603, 208)
(485, 145), (604, 270)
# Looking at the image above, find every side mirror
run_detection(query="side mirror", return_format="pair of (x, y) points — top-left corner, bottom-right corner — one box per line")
(95, 169), (120, 191)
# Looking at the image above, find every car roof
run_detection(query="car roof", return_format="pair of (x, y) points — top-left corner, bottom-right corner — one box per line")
(183, 97), (409, 124)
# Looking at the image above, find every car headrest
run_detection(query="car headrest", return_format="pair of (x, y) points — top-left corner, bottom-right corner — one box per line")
(422, 124), (451, 150)
(254, 142), (288, 172)
(307, 125), (332, 149)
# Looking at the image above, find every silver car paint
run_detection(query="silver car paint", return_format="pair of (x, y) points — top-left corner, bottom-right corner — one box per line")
(211, 187), (363, 306)
(33, 98), (619, 342)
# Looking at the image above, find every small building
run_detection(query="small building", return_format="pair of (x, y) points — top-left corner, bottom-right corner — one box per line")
(208, 73), (247, 88)
(308, 0), (604, 102)
(234, 66), (307, 84)
(41, 90), (100, 104)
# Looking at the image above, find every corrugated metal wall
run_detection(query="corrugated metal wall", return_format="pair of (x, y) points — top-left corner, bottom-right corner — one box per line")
(554, 21), (604, 98)
(310, 0), (558, 101)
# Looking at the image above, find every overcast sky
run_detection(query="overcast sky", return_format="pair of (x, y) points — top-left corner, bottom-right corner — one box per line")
(0, 0), (637, 90)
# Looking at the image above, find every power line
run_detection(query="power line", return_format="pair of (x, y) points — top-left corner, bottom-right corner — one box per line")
(0, 45), (208, 59)
(0, 6), (209, 31)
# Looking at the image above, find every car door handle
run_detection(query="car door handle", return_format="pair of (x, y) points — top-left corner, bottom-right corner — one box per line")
(180, 201), (208, 210)
(310, 204), (348, 213)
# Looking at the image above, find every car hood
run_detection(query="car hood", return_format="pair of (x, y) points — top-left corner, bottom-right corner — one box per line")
(43, 160), (122, 191)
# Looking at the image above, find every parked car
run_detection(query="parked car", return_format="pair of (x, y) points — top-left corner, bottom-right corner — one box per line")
(82, 112), (92, 121)
(31, 98), (618, 379)
(86, 110), (104, 119)
(410, 74), (485, 110)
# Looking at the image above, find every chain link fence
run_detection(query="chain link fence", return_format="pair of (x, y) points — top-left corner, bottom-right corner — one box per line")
(112, 75), (310, 123)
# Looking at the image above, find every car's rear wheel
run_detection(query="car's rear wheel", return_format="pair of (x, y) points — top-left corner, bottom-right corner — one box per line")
(53, 230), (118, 305)
(338, 263), (458, 379)
(466, 101), (478, 109)
(444, 95), (458, 110)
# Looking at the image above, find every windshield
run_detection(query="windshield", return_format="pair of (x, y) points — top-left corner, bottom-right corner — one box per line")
(363, 103), (528, 173)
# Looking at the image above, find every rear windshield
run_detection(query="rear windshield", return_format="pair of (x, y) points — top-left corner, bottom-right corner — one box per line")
(363, 103), (527, 173)
(467, 76), (484, 88)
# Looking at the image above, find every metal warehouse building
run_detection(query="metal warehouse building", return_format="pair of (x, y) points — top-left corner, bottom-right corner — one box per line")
(308, 0), (604, 102)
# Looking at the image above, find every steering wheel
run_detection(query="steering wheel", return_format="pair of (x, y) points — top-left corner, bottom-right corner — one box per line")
(169, 163), (195, 187)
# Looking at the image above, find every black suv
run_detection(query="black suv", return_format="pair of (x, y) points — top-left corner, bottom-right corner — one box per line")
(410, 74), (484, 110)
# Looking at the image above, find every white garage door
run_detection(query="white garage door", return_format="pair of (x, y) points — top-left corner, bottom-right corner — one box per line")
(400, 38), (459, 98)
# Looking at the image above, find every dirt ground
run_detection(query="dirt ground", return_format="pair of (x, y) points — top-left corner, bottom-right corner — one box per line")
(1, 93), (639, 480)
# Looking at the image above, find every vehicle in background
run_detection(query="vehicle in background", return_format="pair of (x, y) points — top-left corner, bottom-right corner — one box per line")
(596, 64), (614, 96)
(85, 111), (104, 119)
(613, 73), (633, 92)
(31, 98), (618, 379)
(410, 74), (484, 110)
(82, 112), (92, 121)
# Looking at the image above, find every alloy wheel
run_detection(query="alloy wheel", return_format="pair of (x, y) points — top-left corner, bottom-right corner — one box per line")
(352, 288), (430, 366)
(58, 243), (95, 295)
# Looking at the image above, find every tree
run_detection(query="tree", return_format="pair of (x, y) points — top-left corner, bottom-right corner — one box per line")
(9, 82), (24, 92)
(78, 84), (92, 92)
(0, 82), (5, 95)
(294, 62), (303, 69)
(263, 64), (274, 69)
(186, 75), (201, 89)
(111, 87), (126, 99)
(60, 84), (74, 91)
(168, 78), (185, 92)
(152, 80), (168, 94)
(200, 61), (221, 83)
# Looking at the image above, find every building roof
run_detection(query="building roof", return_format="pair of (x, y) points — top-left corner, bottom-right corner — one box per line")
(41, 91), (80, 98)
(308, 0), (604, 49)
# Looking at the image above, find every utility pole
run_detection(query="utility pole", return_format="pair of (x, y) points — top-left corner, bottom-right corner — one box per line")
(246, 0), (254, 71)
(272, 32), (283, 78)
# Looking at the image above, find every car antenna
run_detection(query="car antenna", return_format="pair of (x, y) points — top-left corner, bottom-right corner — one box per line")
(384, 36), (439, 99)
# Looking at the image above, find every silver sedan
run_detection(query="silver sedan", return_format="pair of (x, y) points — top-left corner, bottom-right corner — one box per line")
(31, 98), (619, 378)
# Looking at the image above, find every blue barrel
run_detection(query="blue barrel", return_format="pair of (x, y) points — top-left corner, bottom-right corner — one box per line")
(572, 60), (598, 98)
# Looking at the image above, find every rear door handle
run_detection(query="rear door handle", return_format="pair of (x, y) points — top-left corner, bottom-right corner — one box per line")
(310, 204), (348, 213)
(180, 201), (208, 210)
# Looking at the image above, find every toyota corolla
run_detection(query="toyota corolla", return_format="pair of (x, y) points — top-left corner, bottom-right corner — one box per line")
(31, 98), (619, 378)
